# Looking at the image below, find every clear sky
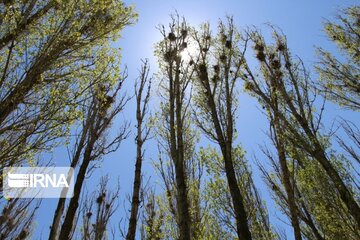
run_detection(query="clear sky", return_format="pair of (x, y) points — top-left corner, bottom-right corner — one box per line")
(34, 0), (359, 239)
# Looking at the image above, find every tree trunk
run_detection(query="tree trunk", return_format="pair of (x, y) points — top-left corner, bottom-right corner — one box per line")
(126, 127), (143, 240)
(126, 64), (150, 239)
(273, 104), (302, 240)
(276, 138), (302, 240)
(313, 148), (360, 228)
(49, 110), (92, 240)
(223, 146), (253, 240)
(58, 134), (96, 239)
(173, 63), (191, 240)
(198, 67), (252, 240)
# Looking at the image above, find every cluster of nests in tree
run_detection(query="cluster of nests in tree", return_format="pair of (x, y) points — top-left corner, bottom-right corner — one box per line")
(164, 30), (189, 62)
(253, 40), (291, 71)
(277, 41), (286, 52)
(0, 203), (19, 230)
(85, 201), (111, 219)
(164, 49), (180, 62)
(254, 42), (266, 62)
(94, 192), (111, 208)
(215, 34), (232, 63)
(210, 65), (221, 83)
(201, 35), (212, 53)
(225, 40), (232, 49)
(86, 212), (93, 218)
(202, 47), (209, 52)
(96, 192), (106, 204)
(193, 34), (232, 54)
(198, 63), (207, 73)
(269, 53), (281, 69)
(276, 41), (292, 69)
(168, 32), (176, 41)
(211, 65), (220, 84)
(217, 53), (226, 63)
(196, 63), (221, 84)
(181, 42), (188, 49)
(268, 52), (284, 79)
(254, 41), (286, 59)
(167, 29), (188, 42)
(221, 34), (232, 49)
(284, 60), (292, 69)
(98, 95), (115, 118)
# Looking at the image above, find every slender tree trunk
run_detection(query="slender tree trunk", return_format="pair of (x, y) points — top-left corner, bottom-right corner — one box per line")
(299, 200), (325, 240)
(277, 149), (302, 240)
(172, 63), (191, 240)
(223, 146), (252, 240)
(279, 84), (360, 227)
(126, 108), (143, 240)
(272, 101), (302, 240)
(313, 148), (360, 228)
(126, 61), (150, 240)
(48, 120), (90, 240)
(48, 172), (71, 240)
(58, 134), (96, 239)
(198, 67), (252, 240)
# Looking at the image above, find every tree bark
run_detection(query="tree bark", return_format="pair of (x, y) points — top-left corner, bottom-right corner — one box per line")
(271, 90), (302, 240)
(172, 62), (191, 240)
(48, 116), (91, 240)
(274, 128), (302, 240)
(58, 111), (98, 240)
(198, 67), (252, 240)
(126, 136), (142, 240)
(58, 136), (95, 240)
(126, 61), (150, 240)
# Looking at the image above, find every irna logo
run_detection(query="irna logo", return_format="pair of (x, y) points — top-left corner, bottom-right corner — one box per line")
(7, 173), (69, 188)
(4, 167), (74, 198)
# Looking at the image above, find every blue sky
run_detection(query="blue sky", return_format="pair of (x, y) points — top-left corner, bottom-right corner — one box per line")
(33, 0), (359, 239)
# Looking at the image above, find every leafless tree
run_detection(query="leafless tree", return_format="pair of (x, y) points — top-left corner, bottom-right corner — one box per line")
(81, 176), (119, 240)
(49, 73), (129, 240)
(0, 198), (40, 240)
(126, 59), (152, 240)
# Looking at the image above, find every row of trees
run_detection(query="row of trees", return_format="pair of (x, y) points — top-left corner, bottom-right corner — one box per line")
(0, 1), (359, 239)
(139, 7), (360, 240)
(0, 0), (136, 239)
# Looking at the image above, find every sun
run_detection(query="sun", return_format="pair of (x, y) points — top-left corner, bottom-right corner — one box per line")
(180, 40), (198, 62)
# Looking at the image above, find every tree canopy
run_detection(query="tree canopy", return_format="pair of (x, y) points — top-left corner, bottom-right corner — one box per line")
(0, 2), (359, 240)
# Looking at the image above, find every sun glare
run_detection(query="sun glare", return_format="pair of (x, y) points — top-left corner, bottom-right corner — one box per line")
(180, 40), (198, 62)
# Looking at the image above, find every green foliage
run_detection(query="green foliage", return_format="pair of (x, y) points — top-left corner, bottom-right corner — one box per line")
(296, 156), (359, 239)
(243, 16), (360, 238)
(0, 0), (136, 168)
(200, 146), (277, 240)
(316, 6), (360, 110)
